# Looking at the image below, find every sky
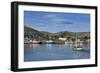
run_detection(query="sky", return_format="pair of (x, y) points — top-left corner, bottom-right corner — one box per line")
(24, 11), (90, 33)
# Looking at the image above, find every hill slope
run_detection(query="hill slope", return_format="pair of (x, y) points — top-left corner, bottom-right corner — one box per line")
(24, 26), (90, 40)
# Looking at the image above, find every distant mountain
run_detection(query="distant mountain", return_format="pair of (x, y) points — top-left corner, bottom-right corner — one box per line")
(75, 32), (90, 38)
(24, 26), (44, 37)
(53, 31), (90, 38)
(54, 31), (74, 36)
(24, 26), (90, 40)
(40, 31), (52, 35)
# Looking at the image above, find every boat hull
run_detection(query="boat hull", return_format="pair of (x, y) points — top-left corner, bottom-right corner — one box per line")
(74, 47), (83, 51)
(24, 40), (41, 44)
(45, 42), (55, 44)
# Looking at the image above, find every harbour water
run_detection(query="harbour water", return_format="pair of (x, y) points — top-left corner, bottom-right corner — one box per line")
(24, 43), (90, 62)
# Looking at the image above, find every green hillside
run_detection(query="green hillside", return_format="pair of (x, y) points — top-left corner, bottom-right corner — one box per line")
(24, 26), (90, 41)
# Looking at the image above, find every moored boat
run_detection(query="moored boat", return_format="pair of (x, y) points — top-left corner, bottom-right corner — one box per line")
(30, 40), (41, 44)
(73, 40), (83, 51)
(24, 40), (41, 44)
(46, 40), (55, 44)
(73, 32), (83, 51)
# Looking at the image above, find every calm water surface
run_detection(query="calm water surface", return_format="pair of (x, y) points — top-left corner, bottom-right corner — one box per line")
(24, 43), (90, 62)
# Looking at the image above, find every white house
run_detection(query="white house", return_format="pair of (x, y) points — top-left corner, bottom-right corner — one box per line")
(59, 37), (66, 41)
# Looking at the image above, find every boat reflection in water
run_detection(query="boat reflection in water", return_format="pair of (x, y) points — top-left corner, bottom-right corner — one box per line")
(24, 41), (90, 62)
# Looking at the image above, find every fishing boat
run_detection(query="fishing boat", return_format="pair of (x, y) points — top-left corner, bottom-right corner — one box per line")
(73, 32), (83, 51)
(46, 40), (55, 44)
(73, 40), (83, 51)
(29, 39), (41, 44)
(24, 35), (42, 44)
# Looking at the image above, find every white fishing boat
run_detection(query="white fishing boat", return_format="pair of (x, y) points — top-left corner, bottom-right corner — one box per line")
(73, 33), (83, 51)
(46, 40), (55, 44)
(74, 41), (83, 51)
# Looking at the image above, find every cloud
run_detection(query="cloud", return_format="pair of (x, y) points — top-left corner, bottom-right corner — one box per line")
(33, 23), (47, 28)
(52, 19), (73, 25)
(44, 14), (73, 26)
(44, 14), (58, 18)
